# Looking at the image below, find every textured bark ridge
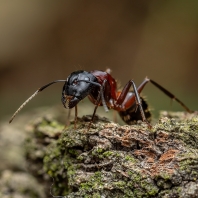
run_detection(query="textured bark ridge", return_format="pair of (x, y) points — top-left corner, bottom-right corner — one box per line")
(25, 111), (198, 198)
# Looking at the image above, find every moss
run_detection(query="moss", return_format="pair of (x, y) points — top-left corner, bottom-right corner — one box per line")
(125, 155), (137, 163)
(133, 174), (142, 183)
(113, 181), (126, 189)
(158, 186), (182, 197)
(80, 171), (103, 191)
(140, 180), (159, 196)
(157, 172), (171, 181)
(25, 112), (198, 197)
(178, 150), (198, 177)
(68, 148), (80, 157)
(133, 188), (145, 198)
(103, 151), (113, 157)
(76, 155), (84, 161)
(91, 147), (105, 158)
(92, 192), (101, 198)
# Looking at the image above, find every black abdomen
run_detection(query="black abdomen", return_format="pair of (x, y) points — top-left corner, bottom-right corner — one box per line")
(118, 97), (151, 125)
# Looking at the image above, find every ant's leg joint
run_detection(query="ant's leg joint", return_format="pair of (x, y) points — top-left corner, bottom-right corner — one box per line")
(145, 76), (150, 82)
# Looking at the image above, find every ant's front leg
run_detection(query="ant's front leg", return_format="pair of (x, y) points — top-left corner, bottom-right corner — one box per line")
(115, 78), (151, 127)
(74, 105), (78, 129)
(86, 80), (108, 132)
(64, 106), (78, 130)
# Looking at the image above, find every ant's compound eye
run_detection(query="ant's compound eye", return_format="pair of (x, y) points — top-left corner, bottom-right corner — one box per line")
(72, 79), (78, 85)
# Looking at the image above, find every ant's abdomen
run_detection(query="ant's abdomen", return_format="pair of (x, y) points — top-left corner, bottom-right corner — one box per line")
(118, 97), (151, 125)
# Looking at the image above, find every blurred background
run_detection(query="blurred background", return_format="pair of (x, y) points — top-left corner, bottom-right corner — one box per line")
(1, 1), (198, 196)
(1, 0), (198, 121)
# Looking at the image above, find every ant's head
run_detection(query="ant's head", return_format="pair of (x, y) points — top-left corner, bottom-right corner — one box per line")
(62, 70), (98, 108)
(9, 70), (106, 124)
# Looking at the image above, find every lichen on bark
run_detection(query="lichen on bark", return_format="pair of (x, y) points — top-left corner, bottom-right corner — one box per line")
(25, 111), (198, 198)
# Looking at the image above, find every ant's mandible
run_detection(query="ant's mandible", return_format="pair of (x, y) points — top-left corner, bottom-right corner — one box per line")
(9, 69), (193, 129)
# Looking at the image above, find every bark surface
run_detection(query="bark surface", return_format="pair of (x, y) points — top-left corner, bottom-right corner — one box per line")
(24, 111), (198, 198)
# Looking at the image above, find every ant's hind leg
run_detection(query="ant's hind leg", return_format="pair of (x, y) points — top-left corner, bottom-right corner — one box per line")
(116, 78), (151, 127)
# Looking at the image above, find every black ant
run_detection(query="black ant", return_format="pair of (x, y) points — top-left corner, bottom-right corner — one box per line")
(9, 69), (193, 129)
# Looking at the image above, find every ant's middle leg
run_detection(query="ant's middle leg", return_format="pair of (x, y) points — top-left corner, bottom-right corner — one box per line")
(116, 78), (150, 108)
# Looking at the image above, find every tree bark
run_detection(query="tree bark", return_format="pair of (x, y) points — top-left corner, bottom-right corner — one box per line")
(25, 111), (198, 198)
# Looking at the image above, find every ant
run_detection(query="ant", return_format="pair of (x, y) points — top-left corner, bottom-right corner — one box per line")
(9, 69), (192, 129)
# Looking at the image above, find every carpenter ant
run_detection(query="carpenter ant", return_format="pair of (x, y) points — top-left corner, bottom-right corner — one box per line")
(9, 70), (192, 129)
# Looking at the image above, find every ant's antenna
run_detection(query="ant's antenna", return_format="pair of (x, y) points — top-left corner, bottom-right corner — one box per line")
(9, 80), (67, 123)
